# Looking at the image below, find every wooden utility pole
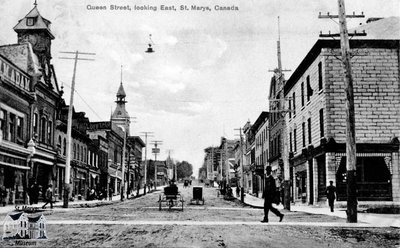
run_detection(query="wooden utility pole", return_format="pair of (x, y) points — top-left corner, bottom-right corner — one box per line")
(59, 51), (95, 208)
(151, 140), (163, 189)
(338, 0), (357, 223)
(319, 0), (364, 223)
(140, 131), (154, 195)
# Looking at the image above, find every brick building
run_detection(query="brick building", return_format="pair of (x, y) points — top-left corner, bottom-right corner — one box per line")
(253, 112), (269, 198)
(0, 4), (63, 204)
(284, 17), (400, 204)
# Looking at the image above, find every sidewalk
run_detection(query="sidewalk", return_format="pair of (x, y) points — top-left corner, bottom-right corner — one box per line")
(235, 193), (400, 228)
(0, 186), (161, 215)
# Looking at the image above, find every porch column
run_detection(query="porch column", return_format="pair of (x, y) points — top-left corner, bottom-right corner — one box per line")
(392, 152), (400, 202)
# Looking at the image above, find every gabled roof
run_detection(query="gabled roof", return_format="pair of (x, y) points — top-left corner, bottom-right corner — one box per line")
(13, 6), (55, 39)
(0, 43), (41, 77)
(28, 214), (44, 223)
(8, 212), (24, 221)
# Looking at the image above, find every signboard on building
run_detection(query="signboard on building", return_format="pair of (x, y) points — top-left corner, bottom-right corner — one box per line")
(152, 148), (160, 154)
(89, 122), (111, 130)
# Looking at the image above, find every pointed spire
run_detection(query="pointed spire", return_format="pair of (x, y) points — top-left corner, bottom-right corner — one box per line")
(116, 82), (126, 98)
(34, 0), (38, 6)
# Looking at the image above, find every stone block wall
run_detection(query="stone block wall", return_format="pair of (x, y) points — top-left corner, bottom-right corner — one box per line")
(325, 48), (400, 143)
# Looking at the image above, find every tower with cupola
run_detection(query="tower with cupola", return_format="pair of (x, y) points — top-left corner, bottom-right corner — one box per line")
(13, 1), (55, 85)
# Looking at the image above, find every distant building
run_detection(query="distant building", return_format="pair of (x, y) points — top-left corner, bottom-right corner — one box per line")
(252, 112), (269, 198)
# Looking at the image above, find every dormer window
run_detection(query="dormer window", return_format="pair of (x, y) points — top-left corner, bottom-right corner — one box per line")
(27, 17), (35, 26)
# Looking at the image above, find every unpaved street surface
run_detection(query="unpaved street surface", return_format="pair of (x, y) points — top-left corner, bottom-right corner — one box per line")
(1, 183), (399, 247)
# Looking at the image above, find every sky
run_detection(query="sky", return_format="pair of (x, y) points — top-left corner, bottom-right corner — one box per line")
(0, 0), (399, 176)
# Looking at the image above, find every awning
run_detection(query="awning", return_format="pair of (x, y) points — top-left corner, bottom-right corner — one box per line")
(0, 161), (30, 170)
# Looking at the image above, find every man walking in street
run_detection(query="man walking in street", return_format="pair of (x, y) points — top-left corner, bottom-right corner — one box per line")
(261, 166), (284, 223)
(42, 184), (54, 209)
(326, 181), (337, 212)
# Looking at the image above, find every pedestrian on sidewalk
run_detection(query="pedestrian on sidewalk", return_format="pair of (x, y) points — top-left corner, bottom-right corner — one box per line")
(42, 184), (54, 209)
(109, 188), (113, 201)
(261, 166), (284, 223)
(236, 185), (240, 197)
(326, 181), (337, 212)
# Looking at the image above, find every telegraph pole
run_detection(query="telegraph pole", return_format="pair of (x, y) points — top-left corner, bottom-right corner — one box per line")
(140, 132), (154, 195)
(268, 17), (291, 210)
(151, 140), (163, 189)
(319, 0), (364, 223)
(59, 51), (95, 208)
(234, 127), (245, 202)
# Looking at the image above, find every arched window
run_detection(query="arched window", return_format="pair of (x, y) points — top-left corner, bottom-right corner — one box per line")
(40, 117), (46, 143)
(80, 146), (83, 161)
(83, 148), (86, 163)
(47, 120), (53, 145)
(58, 135), (62, 149)
(73, 144), (76, 159)
(77, 144), (80, 160)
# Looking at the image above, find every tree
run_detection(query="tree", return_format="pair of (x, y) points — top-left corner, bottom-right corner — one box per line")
(176, 161), (193, 180)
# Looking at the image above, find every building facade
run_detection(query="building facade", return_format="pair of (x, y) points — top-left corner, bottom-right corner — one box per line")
(253, 112), (269, 198)
(284, 33), (400, 204)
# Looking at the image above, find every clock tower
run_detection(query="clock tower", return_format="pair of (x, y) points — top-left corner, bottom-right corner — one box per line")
(13, 3), (55, 85)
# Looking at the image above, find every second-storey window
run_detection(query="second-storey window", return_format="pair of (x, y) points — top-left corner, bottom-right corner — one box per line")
(319, 109), (325, 138)
(301, 82), (305, 107)
(302, 122), (306, 148)
(308, 118), (312, 145)
(289, 132), (293, 152)
(292, 92), (296, 116)
(9, 113), (16, 142)
(0, 110), (6, 139)
(318, 62), (323, 91)
(293, 129), (297, 152)
(17, 117), (23, 140)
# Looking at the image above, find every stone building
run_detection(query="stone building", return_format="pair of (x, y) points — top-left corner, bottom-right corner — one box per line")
(284, 17), (400, 204)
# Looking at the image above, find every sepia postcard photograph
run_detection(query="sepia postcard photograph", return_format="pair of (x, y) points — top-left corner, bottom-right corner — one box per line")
(0, 0), (399, 247)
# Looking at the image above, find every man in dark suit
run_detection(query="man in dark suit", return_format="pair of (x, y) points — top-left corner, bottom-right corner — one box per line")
(261, 166), (284, 223)
(326, 181), (337, 212)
